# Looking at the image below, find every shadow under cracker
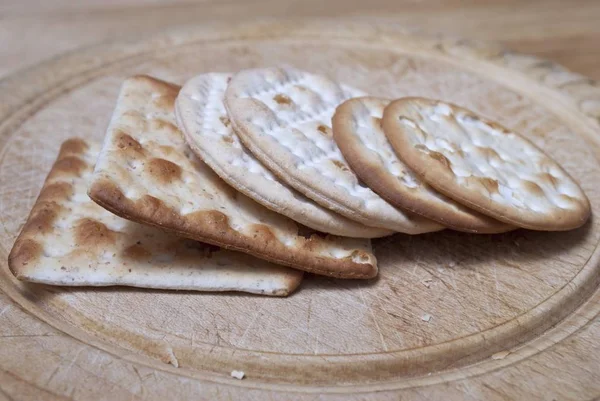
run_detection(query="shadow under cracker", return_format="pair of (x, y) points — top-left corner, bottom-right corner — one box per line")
(371, 217), (595, 273)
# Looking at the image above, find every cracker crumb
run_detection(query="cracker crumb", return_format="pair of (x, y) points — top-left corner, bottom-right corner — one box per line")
(422, 279), (433, 288)
(231, 370), (245, 380)
(421, 313), (432, 322)
(448, 261), (456, 268)
(491, 351), (510, 360)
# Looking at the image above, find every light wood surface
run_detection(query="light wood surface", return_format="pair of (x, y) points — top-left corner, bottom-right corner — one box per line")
(0, 20), (599, 400)
(2, 0), (600, 81)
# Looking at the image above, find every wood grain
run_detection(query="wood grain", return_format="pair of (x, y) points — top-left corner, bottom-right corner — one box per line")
(0, 21), (599, 400)
(1, 0), (600, 81)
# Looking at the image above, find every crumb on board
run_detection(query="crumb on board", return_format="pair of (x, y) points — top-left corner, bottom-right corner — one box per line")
(421, 313), (432, 322)
(491, 351), (511, 360)
(231, 370), (245, 380)
(422, 278), (433, 288)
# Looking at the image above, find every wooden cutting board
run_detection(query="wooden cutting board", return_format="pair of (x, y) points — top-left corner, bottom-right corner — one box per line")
(1, 20), (599, 400)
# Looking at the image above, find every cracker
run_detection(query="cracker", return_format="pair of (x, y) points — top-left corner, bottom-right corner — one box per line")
(382, 97), (590, 230)
(8, 138), (303, 296)
(88, 75), (377, 279)
(333, 97), (512, 233)
(224, 66), (442, 234)
(175, 73), (391, 238)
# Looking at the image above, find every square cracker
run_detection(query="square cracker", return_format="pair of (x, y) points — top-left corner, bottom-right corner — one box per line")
(8, 138), (303, 296)
(88, 75), (377, 279)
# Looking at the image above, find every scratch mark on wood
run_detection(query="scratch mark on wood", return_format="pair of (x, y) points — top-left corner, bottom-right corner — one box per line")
(160, 294), (186, 329)
(359, 287), (388, 351)
(410, 262), (420, 278)
(491, 262), (502, 312)
(132, 366), (144, 383)
(67, 385), (75, 399)
(0, 384), (15, 401)
(149, 370), (158, 383)
(445, 263), (459, 289)
(421, 265), (454, 290)
(215, 331), (229, 347)
(190, 329), (196, 348)
(0, 333), (58, 339)
(131, 365), (148, 398)
(235, 299), (266, 348)
(89, 349), (102, 366)
(266, 311), (340, 353)
(306, 297), (312, 330)
(386, 274), (404, 290)
(30, 339), (139, 396)
(259, 303), (277, 345)
(368, 290), (416, 320)
(0, 305), (11, 320)
(102, 293), (117, 324)
(45, 365), (60, 386)
(482, 382), (510, 398)
(63, 346), (86, 375)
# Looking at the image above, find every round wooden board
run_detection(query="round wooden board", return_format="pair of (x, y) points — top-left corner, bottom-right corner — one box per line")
(1, 20), (600, 400)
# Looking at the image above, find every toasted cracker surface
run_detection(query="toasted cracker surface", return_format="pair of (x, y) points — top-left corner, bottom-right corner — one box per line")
(333, 97), (512, 233)
(88, 75), (377, 279)
(175, 73), (390, 238)
(8, 138), (303, 296)
(382, 97), (590, 230)
(224, 66), (442, 234)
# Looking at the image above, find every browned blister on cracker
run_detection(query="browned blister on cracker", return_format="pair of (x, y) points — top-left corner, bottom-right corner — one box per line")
(9, 138), (304, 296)
(88, 75), (378, 279)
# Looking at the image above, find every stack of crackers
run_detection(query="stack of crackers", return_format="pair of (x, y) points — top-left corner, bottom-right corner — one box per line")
(8, 67), (591, 297)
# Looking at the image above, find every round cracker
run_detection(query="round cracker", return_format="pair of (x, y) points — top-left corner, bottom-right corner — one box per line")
(333, 97), (512, 234)
(175, 73), (392, 238)
(224, 67), (442, 234)
(382, 97), (591, 231)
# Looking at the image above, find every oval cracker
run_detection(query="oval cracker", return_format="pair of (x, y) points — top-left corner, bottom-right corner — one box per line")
(382, 97), (591, 231)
